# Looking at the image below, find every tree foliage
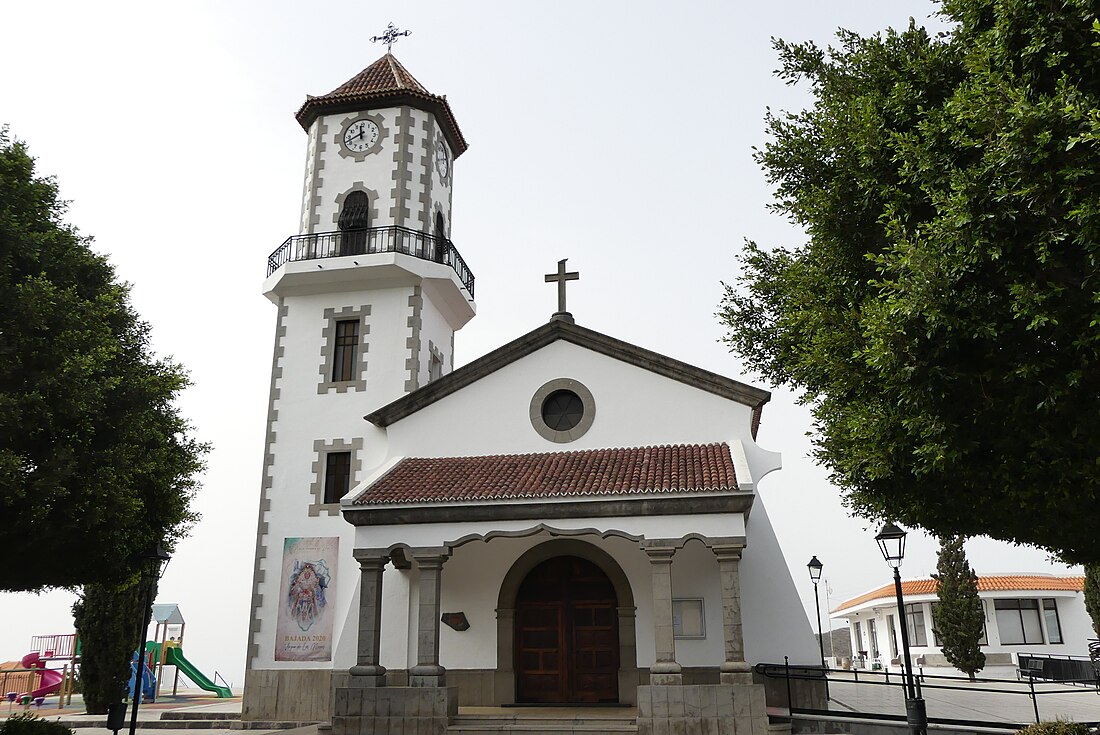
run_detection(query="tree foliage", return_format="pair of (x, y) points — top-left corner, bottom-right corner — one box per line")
(72, 581), (153, 715)
(719, 1), (1100, 563)
(931, 536), (986, 679)
(1085, 563), (1100, 637)
(0, 128), (206, 590)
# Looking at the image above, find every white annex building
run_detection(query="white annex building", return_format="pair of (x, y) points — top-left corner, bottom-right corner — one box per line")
(831, 574), (1092, 677)
(244, 51), (820, 735)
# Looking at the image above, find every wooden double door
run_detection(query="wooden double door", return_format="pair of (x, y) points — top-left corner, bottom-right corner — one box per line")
(514, 556), (620, 704)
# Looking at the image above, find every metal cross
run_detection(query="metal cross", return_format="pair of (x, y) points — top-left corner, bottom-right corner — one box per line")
(544, 259), (580, 318)
(371, 22), (411, 53)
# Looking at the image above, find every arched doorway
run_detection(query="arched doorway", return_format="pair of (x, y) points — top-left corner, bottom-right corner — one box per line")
(514, 556), (619, 704)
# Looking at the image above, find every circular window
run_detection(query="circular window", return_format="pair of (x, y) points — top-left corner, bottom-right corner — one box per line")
(541, 390), (584, 431)
(530, 379), (595, 443)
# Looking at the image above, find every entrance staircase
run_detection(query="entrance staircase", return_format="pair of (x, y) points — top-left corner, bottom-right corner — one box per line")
(448, 707), (637, 735)
(65, 711), (319, 730)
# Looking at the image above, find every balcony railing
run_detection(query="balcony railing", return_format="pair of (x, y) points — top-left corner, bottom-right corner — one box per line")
(267, 225), (475, 298)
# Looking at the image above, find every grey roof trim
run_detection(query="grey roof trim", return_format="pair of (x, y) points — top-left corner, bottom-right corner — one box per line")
(364, 320), (771, 427)
(343, 492), (755, 527)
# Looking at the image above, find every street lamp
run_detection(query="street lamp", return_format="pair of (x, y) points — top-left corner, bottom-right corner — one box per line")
(128, 545), (171, 735)
(806, 556), (829, 701)
(874, 523), (926, 735)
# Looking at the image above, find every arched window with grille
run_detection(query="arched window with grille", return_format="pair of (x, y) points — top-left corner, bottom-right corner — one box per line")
(338, 191), (371, 255)
(434, 210), (447, 263)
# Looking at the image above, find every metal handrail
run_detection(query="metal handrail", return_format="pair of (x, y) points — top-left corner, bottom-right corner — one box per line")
(754, 661), (1100, 726)
(266, 225), (475, 298)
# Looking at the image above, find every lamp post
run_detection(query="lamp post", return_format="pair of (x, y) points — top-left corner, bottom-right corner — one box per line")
(874, 523), (926, 735)
(128, 545), (171, 735)
(806, 556), (829, 701)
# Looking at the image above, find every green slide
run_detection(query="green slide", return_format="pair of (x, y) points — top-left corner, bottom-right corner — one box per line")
(164, 646), (232, 698)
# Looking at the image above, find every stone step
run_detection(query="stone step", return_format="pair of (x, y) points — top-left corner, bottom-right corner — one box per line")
(66, 720), (235, 730)
(448, 727), (636, 735)
(448, 716), (637, 735)
(161, 712), (242, 721)
(231, 721), (319, 730)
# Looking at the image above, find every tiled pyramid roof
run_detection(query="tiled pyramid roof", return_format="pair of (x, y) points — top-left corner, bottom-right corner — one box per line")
(295, 54), (467, 157)
(833, 575), (1086, 613)
(352, 443), (739, 506)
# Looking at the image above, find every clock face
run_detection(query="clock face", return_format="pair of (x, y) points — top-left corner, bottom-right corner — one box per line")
(343, 120), (380, 153)
(435, 140), (449, 179)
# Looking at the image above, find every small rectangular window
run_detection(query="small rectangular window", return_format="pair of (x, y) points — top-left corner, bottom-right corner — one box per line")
(887, 614), (899, 658)
(672, 599), (705, 639)
(1042, 599), (1063, 644)
(995, 599), (1043, 645)
(323, 451), (351, 504)
(332, 320), (359, 382)
(904, 603), (928, 647)
(429, 353), (443, 382)
(868, 618), (880, 658)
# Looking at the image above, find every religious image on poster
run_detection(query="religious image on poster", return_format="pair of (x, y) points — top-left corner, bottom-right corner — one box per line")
(275, 536), (338, 661)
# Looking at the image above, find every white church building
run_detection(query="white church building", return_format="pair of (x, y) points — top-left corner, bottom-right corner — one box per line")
(244, 50), (820, 735)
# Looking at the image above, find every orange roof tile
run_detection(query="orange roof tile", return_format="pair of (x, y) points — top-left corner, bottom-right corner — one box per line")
(353, 443), (739, 505)
(295, 54), (467, 157)
(833, 575), (1085, 613)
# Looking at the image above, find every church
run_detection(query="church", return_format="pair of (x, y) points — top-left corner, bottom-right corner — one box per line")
(244, 43), (820, 735)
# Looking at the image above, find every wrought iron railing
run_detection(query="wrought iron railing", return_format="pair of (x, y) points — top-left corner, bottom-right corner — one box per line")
(266, 225), (475, 298)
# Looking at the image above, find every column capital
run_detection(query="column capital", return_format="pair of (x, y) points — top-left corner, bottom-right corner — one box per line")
(641, 540), (678, 561)
(410, 547), (450, 569)
(711, 544), (745, 563)
(354, 548), (392, 566)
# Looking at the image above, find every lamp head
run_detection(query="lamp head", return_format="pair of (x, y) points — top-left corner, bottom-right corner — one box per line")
(144, 544), (172, 580)
(807, 555), (823, 583)
(874, 523), (907, 569)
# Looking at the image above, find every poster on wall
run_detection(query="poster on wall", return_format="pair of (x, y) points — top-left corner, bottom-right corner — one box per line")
(275, 536), (338, 661)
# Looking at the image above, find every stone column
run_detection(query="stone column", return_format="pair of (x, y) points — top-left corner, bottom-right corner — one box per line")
(642, 542), (681, 685)
(713, 544), (752, 684)
(349, 550), (389, 686)
(409, 550), (449, 687)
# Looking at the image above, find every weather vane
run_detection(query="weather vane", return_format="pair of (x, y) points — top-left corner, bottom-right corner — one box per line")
(371, 22), (411, 53)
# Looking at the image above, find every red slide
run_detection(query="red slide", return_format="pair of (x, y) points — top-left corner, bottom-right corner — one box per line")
(19, 652), (63, 699)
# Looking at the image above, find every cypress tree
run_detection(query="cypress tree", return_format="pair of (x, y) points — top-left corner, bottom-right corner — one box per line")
(1084, 563), (1100, 637)
(932, 535), (986, 680)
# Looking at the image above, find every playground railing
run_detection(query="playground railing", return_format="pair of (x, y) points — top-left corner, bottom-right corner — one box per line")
(29, 634), (77, 660)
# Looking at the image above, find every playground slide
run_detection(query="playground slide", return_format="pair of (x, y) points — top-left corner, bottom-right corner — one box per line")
(164, 646), (231, 698)
(19, 652), (63, 699)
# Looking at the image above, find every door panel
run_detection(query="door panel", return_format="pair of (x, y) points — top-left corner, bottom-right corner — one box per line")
(515, 556), (619, 703)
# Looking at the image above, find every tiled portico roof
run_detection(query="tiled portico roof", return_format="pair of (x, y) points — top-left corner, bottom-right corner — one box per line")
(832, 575), (1086, 613)
(352, 443), (739, 505)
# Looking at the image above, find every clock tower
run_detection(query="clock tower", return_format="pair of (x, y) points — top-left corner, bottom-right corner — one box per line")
(244, 52), (475, 720)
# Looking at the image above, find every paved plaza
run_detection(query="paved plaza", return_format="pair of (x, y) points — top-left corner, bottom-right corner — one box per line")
(826, 674), (1100, 725)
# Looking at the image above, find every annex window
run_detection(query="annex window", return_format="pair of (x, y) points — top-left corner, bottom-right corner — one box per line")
(868, 618), (880, 658)
(887, 614), (899, 658)
(332, 320), (359, 382)
(994, 599), (1044, 645)
(1042, 599), (1063, 644)
(904, 603), (928, 647)
(323, 451), (352, 504)
(853, 621), (864, 655)
(931, 601), (988, 646)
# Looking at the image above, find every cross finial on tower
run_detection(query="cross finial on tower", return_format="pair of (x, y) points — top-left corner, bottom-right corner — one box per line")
(371, 22), (411, 53)
(544, 259), (580, 324)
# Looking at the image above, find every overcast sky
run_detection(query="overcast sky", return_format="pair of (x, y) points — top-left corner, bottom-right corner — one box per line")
(0, 1), (1079, 689)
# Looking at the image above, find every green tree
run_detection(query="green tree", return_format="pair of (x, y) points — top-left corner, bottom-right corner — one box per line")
(718, 1), (1100, 563)
(930, 536), (986, 680)
(0, 128), (206, 590)
(1084, 563), (1100, 637)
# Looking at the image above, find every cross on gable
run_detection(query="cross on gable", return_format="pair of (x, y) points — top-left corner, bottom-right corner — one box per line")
(544, 259), (579, 324)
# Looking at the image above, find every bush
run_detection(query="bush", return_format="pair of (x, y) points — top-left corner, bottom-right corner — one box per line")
(1016, 722), (1091, 735)
(0, 713), (74, 735)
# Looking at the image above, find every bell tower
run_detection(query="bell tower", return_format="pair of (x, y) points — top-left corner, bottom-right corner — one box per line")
(244, 51), (475, 720)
